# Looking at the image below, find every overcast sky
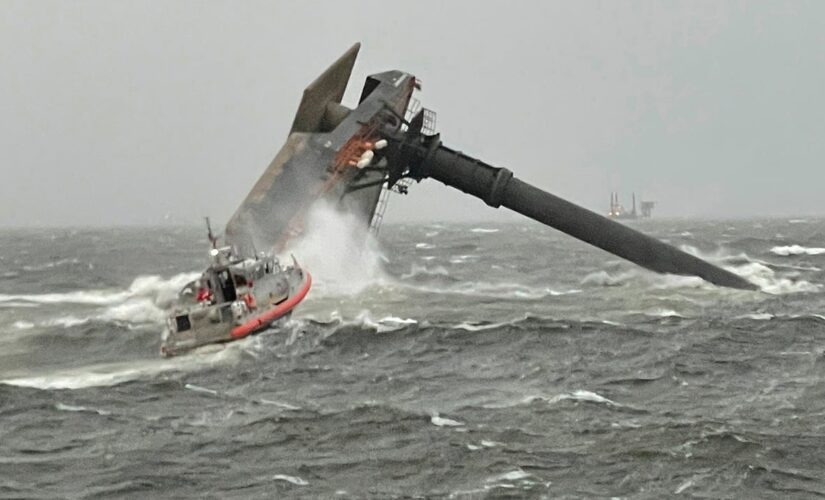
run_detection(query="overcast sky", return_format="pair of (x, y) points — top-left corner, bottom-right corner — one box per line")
(1, 1), (823, 227)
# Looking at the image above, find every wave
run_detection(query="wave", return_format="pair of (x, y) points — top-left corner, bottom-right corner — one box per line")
(0, 289), (131, 306)
(307, 311), (419, 335)
(583, 251), (820, 294)
(45, 316), (91, 328)
(97, 298), (166, 324)
(400, 264), (451, 280)
(544, 390), (619, 406)
(449, 254), (478, 264)
(488, 469), (532, 483)
(639, 308), (686, 319)
(271, 475), (308, 486)
(0, 346), (240, 390)
(725, 262), (821, 294)
(54, 402), (111, 415)
(411, 281), (581, 300)
(20, 257), (80, 272)
(737, 312), (825, 323)
(452, 320), (513, 332)
(484, 389), (620, 410)
(770, 245), (825, 256)
(650, 275), (708, 290)
(2, 362), (177, 390)
(669, 246), (822, 295)
(356, 312), (418, 333)
(0, 301), (38, 309)
(737, 312), (775, 321)
(4, 302), (162, 330)
(581, 270), (634, 287)
(582, 269), (707, 290)
(0, 272), (199, 333)
(0, 272), (198, 307)
(431, 413), (464, 427)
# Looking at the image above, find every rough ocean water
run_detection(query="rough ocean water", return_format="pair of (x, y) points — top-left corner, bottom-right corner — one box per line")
(2, 217), (825, 499)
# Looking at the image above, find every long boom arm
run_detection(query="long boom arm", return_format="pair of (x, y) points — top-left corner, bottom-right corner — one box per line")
(386, 130), (756, 290)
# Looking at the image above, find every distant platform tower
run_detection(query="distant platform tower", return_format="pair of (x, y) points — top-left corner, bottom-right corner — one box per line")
(640, 200), (655, 218)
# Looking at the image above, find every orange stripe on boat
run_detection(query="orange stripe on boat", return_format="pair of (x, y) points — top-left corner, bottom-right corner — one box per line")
(230, 271), (312, 339)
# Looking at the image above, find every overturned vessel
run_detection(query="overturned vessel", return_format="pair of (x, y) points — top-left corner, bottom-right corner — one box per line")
(160, 242), (311, 357)
(224, 43), (755, 291)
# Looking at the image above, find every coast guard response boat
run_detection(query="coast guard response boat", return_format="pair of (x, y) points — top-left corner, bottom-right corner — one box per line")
(160, 222), (311, 357)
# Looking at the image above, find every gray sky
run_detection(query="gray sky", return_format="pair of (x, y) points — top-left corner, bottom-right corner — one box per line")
(1, 1), (823, 227)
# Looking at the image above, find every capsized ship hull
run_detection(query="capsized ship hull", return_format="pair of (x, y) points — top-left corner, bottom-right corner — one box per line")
(224, 43), (415, 255)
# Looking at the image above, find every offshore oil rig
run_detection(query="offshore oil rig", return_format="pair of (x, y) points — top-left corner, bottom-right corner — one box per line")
(608, 192), (655, 219)
(221, 44), (754, 290)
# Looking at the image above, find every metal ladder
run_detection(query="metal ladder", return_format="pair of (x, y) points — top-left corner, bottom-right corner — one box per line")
(369, 95), (429, 235)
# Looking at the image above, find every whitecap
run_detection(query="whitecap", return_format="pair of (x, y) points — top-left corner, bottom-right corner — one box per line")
(55, 402), (111, 415)
(562, 390), (617, 405)
(651, 275), (708, 290)
(0, 302), (38, 309)
(99, 298), (165, 324)
(1, 349), (238, 390)
(258, 399), (301, 410)
(452, 321), (510, 332)
(581, 270), (633, 287)
(415, 242), (436, 249)
(737, 313), (775, 321)
(272, 474), (308, 486)
(443, 282), (578, 300)
(0, 290), (130, 306)
(642, 308), (685, 319)
(770, 245), (825, 256)
(488, 470), (531, 482)
(184, 383), (218, 396)
(675, 479), (694, 494)
(401, 264), (450, 280)
(0, 271), (199, 307)
(356, 312), (417, 333)
(431, 413), (464, 427)
(727, 262), (821, 294)
(45, 315), (92, 328)
(13, 320), (34, 330)
(471, 228), (499, 233)
(540, 390), (619, 406)
(21, 257), (80, 272)
(449, 254), (477, 264)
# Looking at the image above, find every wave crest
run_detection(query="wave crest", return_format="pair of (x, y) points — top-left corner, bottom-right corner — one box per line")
(770, 245), (825, 256)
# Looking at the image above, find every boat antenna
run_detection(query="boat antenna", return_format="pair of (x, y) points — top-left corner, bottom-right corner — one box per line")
(205, 217), (218, 249)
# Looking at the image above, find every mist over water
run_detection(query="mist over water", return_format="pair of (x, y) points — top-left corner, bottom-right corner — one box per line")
(2, 218), (825, 497)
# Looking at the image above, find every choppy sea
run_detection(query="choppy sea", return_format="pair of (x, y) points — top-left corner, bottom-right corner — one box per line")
(2, 218), (825, 498)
